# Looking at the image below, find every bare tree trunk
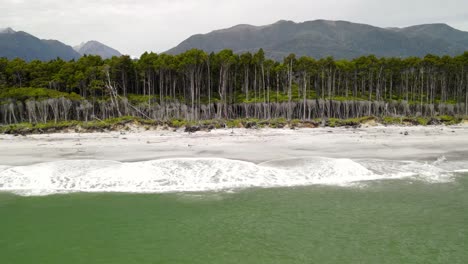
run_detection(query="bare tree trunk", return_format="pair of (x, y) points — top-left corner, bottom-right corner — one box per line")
(465, 73), (468, 116)
(276, 72), (280, 103)
(105, 66), (122, 117)
(288, 60), (293, 120)
(262, 63), (266, 105)
(245, 67), (249, 101)
(303, 73), (307, 120)
(207, 60), (211, 118)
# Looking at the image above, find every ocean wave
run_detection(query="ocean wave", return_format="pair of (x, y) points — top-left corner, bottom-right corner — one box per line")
(0, 157), (466, 196)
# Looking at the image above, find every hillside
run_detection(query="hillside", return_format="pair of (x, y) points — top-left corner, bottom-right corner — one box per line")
(167, 20), (468, 59)
(0, 28), (81, 61)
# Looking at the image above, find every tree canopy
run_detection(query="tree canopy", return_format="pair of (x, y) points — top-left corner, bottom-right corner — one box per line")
(1, 50), (467, 124)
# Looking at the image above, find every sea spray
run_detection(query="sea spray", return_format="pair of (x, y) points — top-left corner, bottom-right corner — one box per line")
(0, 157), (465, 196)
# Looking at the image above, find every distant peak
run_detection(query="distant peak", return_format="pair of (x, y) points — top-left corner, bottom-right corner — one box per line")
(0, 27), (16, 34)
(76, 40), (102, 46)
(73, 41), (102, 51)
(86, 40), (102, 44)
(403, 23), (455, 30)
(217, 24), (257, 32)
(274, 19), (352, 27)
(73, 40), (122, 58)
(273, 20), (295, 25)
(232, 24), (255, 28)
(73, 42), (86, 51)
(275, 19), (292, 23)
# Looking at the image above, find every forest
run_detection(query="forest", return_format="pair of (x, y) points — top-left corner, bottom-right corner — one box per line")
(0, 49), (467, 125)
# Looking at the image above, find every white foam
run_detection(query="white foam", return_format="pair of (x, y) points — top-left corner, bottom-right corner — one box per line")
(0, 157), (466, 196)
(356, 159), (457, 183)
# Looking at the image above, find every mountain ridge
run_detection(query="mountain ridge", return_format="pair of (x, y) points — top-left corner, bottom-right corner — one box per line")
(166, 19), (468, 59)
(0, 29), (81, 61)
(0, 28), (121, 61)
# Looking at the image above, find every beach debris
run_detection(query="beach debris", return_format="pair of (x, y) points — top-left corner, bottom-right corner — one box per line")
(427, 118), (441, 125)
(185, 126), (201, 133)
(245, 122), (258, 129)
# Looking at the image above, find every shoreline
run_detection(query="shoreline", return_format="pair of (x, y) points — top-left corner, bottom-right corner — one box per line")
(1, 124), (467, 166)
(1, 124), (467, 196)
(1, 115), (467, 135)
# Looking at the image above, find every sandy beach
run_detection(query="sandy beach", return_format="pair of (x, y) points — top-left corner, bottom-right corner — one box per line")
(1, 125), (467, 166)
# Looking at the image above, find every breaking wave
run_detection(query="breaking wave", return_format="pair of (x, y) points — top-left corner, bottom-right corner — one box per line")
(0, 157), (466, 196)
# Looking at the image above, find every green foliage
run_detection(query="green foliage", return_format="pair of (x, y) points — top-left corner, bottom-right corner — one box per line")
(381, 116), (464, 126)
(0, 50), (467, 128)
(2, 114), (465, 135)
(0, 116), (158, 134)
(0, 50), (467, 107)
(169, 119), (188, 128)
(437, 115), (461, 125)
(0, 87), (82, 101)
(416, 117), (429, 126)
(328, 95), (367, 102)
(339, 116), (376, 126)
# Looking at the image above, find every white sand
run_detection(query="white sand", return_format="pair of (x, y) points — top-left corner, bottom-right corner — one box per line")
(1, 125), (467, 166)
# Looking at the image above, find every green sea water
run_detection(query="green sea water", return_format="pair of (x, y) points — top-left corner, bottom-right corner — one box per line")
(1, 175), (467, 264)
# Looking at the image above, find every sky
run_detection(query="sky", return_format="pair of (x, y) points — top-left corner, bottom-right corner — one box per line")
(1, 0), (468, 57)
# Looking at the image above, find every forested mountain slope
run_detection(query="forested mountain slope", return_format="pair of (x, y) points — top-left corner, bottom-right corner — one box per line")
(167, 20), (468, 60)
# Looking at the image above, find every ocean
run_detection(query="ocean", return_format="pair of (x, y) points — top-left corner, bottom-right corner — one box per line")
(0, 157), (467, 263)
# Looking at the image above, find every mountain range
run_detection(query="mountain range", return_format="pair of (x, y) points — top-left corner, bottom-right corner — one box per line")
(167, 20), (468, 60)
(0, 27), (122, 61)
(2, 20), (468, 61)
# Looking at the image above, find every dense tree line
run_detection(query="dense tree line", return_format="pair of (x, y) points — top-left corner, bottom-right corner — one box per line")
(0, 49), (467, 124)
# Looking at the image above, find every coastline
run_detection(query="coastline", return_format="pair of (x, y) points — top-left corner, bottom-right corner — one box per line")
(0, 115), (466, 135)
(1, 124), (467, 166)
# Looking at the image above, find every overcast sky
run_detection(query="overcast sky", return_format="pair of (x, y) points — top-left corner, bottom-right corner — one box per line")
(1, 0), (467, 56)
